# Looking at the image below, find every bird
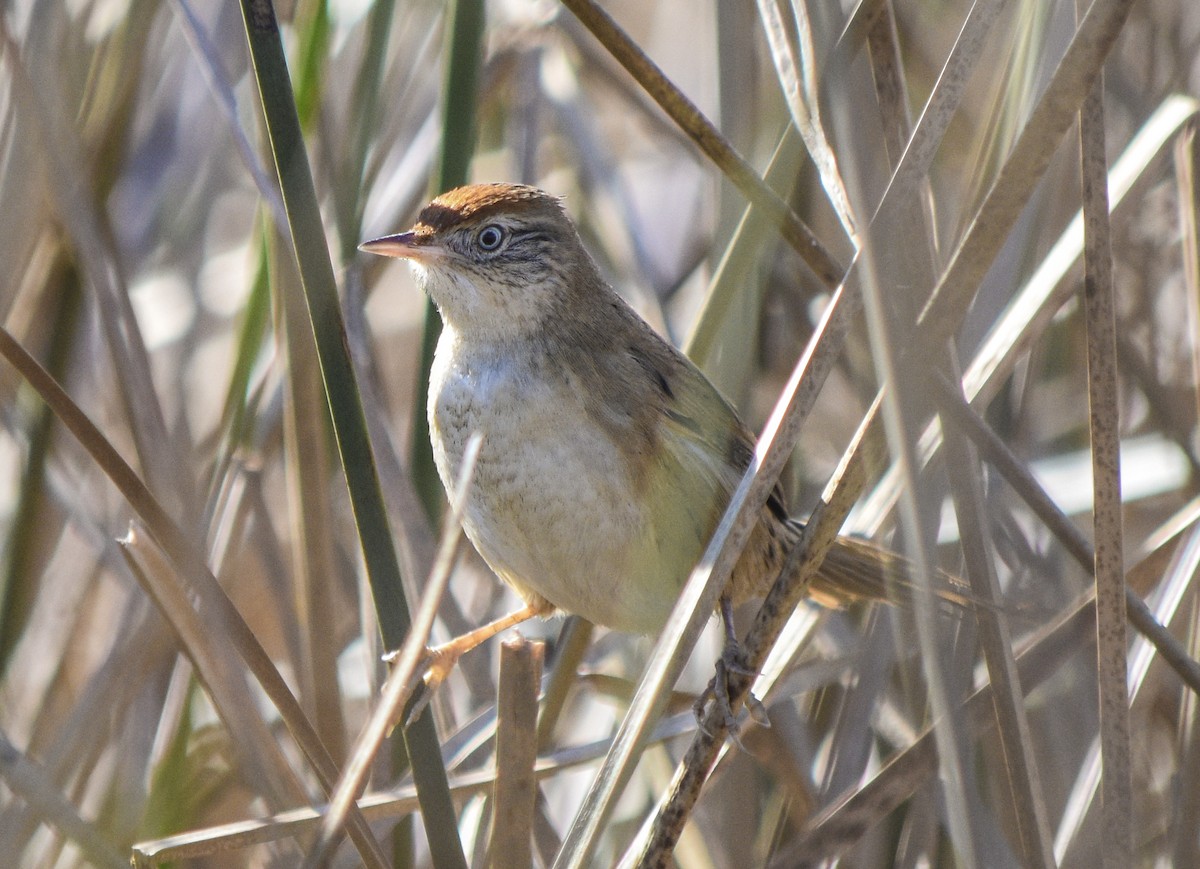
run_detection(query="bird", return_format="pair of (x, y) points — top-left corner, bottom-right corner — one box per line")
(360, 182), (959, 689)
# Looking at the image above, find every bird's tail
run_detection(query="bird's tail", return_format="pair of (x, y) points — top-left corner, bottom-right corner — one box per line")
(790, 520), (974, 610)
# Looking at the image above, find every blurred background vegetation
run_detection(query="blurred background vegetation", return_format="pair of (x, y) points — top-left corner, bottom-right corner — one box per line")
(1, 0), (1200, 866)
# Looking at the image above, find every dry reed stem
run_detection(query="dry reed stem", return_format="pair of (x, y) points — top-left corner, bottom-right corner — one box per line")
(1077, 67), (1132, 868)
(489, 637), (544, 869)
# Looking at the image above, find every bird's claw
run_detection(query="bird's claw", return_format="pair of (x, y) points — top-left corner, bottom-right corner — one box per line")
(693, 641), (770, 744)
(382, 643), (465, 729)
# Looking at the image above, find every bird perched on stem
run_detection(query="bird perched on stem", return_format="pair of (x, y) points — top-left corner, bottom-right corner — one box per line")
(361, 183), (960, 697)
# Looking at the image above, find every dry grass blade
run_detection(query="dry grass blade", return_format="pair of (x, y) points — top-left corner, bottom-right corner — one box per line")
(276, 235), (348, 764)
(1054, 523), (1200, 863)
(932, 376), (1200, 695)
(0, 327), (299, 803)
(851, 135), (982, 867)
(0, 326), (386, 865)
(862, 1), (911, 163)
(0, 729), (127, 869)
(963, 95), (1198, 406)
(866, 4), (1048, 861)
(918, 377), (1200, 864)
(869, 0), (1010, 226)
(776, 594), (1097, 865)
(859, 95), (1199, 536)
(0, 20), (195, 523)
(1, 596), (176, 858)
(559, 0), (845, 288)
(120, 526), (308, 806)
(684, 125), (807, 373)
(861, 1), (1052, 861)
(535, 617), (593, 752)
(1077, 67), (1133, 867)
(756, 0), (858, 244)
(937, 384), (1056, 868)
(1179, 119), (1200, 465)
(916, 0), (1138, 344)
(131, 709), (699, 864)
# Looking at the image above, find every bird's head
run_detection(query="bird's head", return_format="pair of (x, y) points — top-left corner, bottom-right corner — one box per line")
(361, 183), (598, 341)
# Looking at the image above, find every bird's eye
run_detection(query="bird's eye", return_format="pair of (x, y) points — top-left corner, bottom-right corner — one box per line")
(476, 224), (505, 252)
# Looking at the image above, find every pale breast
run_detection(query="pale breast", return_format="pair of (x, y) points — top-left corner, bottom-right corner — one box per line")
(428, 332), (676, 633)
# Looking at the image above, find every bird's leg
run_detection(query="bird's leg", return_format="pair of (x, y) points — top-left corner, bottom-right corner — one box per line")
(694, 593), (770, 735)
(720, 593), (743, 655)
(386, 601), (549, 724)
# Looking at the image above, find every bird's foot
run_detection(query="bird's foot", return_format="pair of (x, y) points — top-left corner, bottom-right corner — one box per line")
(382, 601), (548, 729)
(693, 640), (770, 745)
(382, 641), (465, 728)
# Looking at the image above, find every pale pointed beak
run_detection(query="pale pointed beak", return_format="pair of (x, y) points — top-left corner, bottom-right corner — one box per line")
(358, 231), (439, 261)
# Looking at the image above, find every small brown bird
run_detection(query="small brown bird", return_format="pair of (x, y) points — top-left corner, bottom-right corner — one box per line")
(361, 183), (947, 677)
